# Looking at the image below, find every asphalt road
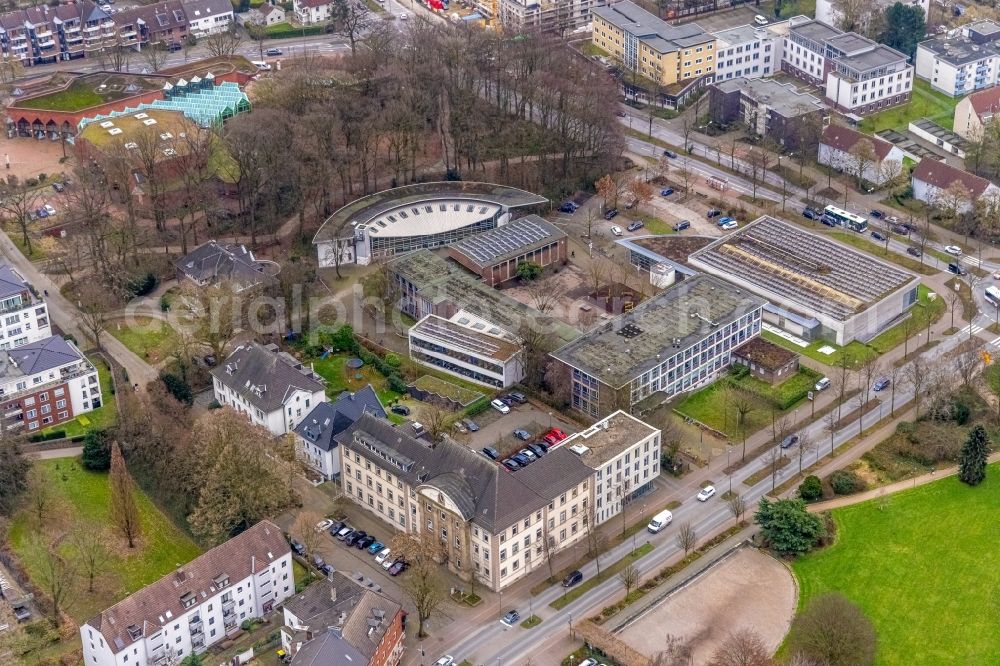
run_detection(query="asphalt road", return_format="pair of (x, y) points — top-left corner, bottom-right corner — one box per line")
(440, 329), (974, 665)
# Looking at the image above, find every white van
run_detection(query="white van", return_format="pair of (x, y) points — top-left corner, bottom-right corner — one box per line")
(251, 61), (272, 71)
(647, 509), (673, 533)
(814, 377), (831, 391)
(754, 14), (769, 25)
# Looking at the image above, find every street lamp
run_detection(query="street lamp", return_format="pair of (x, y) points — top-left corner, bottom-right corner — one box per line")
(548, 411), (553, 428)
(726, 445), (732, 494)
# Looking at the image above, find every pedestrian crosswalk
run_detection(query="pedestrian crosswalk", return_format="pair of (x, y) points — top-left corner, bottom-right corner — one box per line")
(960, 323), (984, 336)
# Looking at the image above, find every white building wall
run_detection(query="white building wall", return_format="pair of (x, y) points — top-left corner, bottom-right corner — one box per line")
(187, 10), (233, 36)
(296, 434), (337, 479)
(0, 301), (50, 348)
(713, 28), (781, 82)
(212, 379), (323, 436)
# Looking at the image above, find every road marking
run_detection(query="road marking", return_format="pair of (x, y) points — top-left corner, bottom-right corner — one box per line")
(960, 323), (984, 335)
(991, 336), (1000, 348)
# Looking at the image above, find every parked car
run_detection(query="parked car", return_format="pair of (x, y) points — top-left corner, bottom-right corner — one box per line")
(376, 549), (393, 565)
(673, 220), (691, 231)
(265, 47), (283, 56)
(615, 110), (627, 117)
(289, 539), (306, 555)
(508, 392), (527, 404)
(717, 216), (734, 226)
(314, 519), (334, 532)
(945, 245), (963, 256)
(319, 563), (334, 576)
(906, 246), (923, 257)
(558, 201), (579, 213)
(562, 570), (584, 587)
(948, 262), (967, 276)
(720, 220), (739, 231)
(388, 559), (407, 576)
(502, 610), (521, 625)
(780, 434), (799, 449)
(624, 199), (637, 210)
(873, 377), (891, 392)
(356, 535), (376, 550)
(167, 41), (182, 52)
(754, 13), (769, 24)
(815, 377), (831, 391)
(663, 150), (678, 158)
(610, 225), (623, 236)
(335, 526), (353, 540)
(871, 231), (887, 241)
(627, 221), (644, 232)
(547, 428), (568, 441)
(491, 398), (510, 414)
(802, 207), (820, 220)
(502, 459), (520, 471)
(35, 207), (48, 219)
(518, 448), (537, 462)
(660, 188), (674, 197)
(696, 485), (717, 501)
(42, 203), (56, 216)
(391, 404), (410, 416)
(821, 216), (837, 227)
(707, 209), (722, 218)
(512, 452), (531, 466)
(482, 446), (500, 460)
(579, 660), (598, 666)
(51, 182), (64, 193)
(604, 208), (619, 220)
(328, 520), (345, 536)
(311, 554), (325, 569)
(527, 442), (547, 458)
(891, 224), (910, 235)
(513, 428), (531, 441)
(344, 531), (364, 546)
(464, 419), (480, 431)
(368, 540), (384, 554)
(381, 552), (397, 569)
(870, 209), (885, 219)
(434, 657), (455, 666)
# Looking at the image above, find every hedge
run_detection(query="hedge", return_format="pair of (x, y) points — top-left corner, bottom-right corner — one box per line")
(265, 23), (326, 39)
(464, 397), (491, 417)
(29, 429), (66, 442)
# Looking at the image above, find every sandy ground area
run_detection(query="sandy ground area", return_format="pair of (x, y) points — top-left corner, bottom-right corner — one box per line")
(617, 547), (796, 664)
(0, 134), (71, 181)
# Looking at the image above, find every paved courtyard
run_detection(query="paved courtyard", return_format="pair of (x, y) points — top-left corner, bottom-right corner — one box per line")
(616, 547), (796, 662)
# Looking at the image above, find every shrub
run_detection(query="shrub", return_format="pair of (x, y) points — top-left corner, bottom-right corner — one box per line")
(384, 353), (402, 369)
(830, 469), (865, 495)
(25, 178), (38, 187)
(160, 372), (193, 405)
(951, 399), (971, 425)
(37, 173), (47, 183)
(81, 428), (112, 471)
(126, 272), (158, 297)
(387, 375), (408, 394)
(799, 475), (823, 501)
(159, 294), (171, 312)
(465, 397), (491, 417)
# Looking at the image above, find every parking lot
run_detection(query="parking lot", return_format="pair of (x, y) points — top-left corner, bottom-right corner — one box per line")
(463, 399), (580, 461)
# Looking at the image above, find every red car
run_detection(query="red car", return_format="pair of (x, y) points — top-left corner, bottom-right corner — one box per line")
(543, 428), (568, 445)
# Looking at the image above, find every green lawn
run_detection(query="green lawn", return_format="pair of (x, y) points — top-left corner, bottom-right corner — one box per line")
(311, 353), (401, 403)
(793, 464), (1000, 665)
(632, 211), (674, 234)
(676, 379), (772, 437)
(580, 42), (612, 58)
(866, 285), (945, 354)
(108, 316), (180, 364)
(411, 375), (484, 406)
(7, 459), (202, 623)
(859, 79), (960, 134)
(40, 356), (117, 439)
(761, 330), (871, 368)
(827, 232), (938, 276)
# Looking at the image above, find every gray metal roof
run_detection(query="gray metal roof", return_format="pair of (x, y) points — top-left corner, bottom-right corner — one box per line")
(211, 342), (325, 413)
(550, 275), (766, 388)
(450, 215), (565, 269)
(294, 385), (386, 453)
(0, 264), (32, 302)
(175, 240), (276, 290)
(591, 1), (712, 54)
(4, 335), (86, 377)
(834, 44), (908, 72)
(917, 33), (1000, 67)
(790, 20), (842, 46)
(713, 77), (825, 117)
(826, 32), (875, 55)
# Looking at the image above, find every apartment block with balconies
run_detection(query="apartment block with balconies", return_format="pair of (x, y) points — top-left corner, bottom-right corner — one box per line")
(81, 521), (293, 666)
(0, 264), (50, 348)
(915, 21), (1000, 96)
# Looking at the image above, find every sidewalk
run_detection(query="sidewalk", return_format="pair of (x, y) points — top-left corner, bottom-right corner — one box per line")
(807, 451), (1000, 512)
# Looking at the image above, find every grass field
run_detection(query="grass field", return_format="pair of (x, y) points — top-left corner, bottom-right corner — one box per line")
(867, 285), (945, 353)
(759, 330), (870, 369)
(7, 459), (201, 623)
(793, 464), (1000, 665)
(311, 353), (401, 404)
(41, 356), (117, 438)
(859, 79), (960, 134)
(827, 232), (938, 276)
(108, 316), (180, 364)
(411, 374), (484, 406)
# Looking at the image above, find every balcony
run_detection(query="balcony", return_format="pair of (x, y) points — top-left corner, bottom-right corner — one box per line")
(189, 618), (203, 634)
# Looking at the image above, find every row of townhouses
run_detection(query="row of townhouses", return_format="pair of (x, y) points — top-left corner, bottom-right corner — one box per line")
(0, 0), (233, 66)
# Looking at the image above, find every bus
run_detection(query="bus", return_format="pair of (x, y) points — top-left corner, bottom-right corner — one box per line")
(822, 205), (869, 232)
(986, 286), (1000, 308)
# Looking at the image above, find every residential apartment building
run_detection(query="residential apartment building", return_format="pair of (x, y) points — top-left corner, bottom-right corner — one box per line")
(561, 411), (660, 525)
(494, 0), (603, 34)
(116, 0), (189, 48)
(954, 86), (1000, 140)
(782, 17), (913, 115)
(911, 159), (1000, 212)
(915, 21), (1000, 97)
(174, 240), (277, 292)
(81, 521), (293, 666)
(408, 313), (524, 389)
(337, 413), (593, 591)
(550, 275), (765, 418)
(0, 4), (112, 66)
(292, 0), (335, 24)
(711, 23), (784, 82)
(0, 335), (100, 433)
(818, 124), (906, 186)
(708, 77), (826, 150)
(591, 1), (716, 86)
(0, 264), (50, 348)
(281, 574), (405, 666)
(237, 3), (286, 26)
(181, 0), (234, 36)
(293, 384), (386, 480)
(211, 342), (326, 437)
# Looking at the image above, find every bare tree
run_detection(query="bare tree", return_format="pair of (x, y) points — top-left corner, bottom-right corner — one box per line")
(109, 441), (141, 548)
(391, 533), (445, 638)
(28, 534), (75, 621)
(767, 446), (783, 491)
(77, 282), (116, 351)
(797, 433), (814, 475)
(0, 177), (40, 255)
(906, 357), (931, 419)
(787, 592), (877, 666)
(856, 353), (882, 435)
(139, 42), (168, 72)
(331, 0), (376, 55)
(675, 522), (697, 555)
(618, 563), (639, 599)
(847, 139), (877, 191)
(709, 628), (775, 666)
(72, 528), (110, 593)
(292, 510), (325, 558)
(732, 392), (756, 460)
(203, 25), (243, 58)
(727, 494), (747, 525)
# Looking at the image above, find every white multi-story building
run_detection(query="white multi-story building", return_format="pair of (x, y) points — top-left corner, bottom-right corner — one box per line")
(337, 413), (593, 592)
(81, 520), (293, 666)
(550, 275), (766, 418)
(0, 335), (100, 433)
(711, 23), (785, 82)
(211, 342), (326, 437)
(292, 0), (333, 24)
(293, 384), (386, 481)
(0, 264), (50, 348)
(408, 313), (525, 389)
(561, 411), (660, 525)
(180, 0), (233, 36)
(915, 21), (1000, 97)
(781, 17), (913, 116)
